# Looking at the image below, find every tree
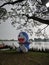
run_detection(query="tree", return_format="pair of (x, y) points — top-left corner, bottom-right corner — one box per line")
(0, 0), (49, 39)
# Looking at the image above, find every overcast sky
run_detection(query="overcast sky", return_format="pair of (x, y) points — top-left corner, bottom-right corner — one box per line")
(0, 1), (19, 40)
(0, 18), (20, 40)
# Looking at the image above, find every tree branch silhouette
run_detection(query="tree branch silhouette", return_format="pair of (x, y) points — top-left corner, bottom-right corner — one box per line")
(0, 0), (25, 7)
(0, 0), (49, 25)
(25, 14), (49, 25)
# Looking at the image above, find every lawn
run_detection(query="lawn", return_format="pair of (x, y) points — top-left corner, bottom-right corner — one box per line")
(0, 50), (49, 65)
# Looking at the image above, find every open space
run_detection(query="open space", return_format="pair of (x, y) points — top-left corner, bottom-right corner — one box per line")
(0, 51), (49, 65)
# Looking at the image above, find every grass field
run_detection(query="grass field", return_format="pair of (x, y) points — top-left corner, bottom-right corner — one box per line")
(0, 50), (49, 65)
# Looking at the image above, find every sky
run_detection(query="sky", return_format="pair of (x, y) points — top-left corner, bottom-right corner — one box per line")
(0, 18), (20, 40)
(0, 0), (49, 40)
(0, 1), (20, 40)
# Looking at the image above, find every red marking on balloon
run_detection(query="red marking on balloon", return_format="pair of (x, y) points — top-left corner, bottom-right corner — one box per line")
(18, 38), (25, 43)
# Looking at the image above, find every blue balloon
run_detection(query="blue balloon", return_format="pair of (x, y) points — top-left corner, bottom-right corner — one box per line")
(18, 32), (29, 42)
(18, 32), (30, 52)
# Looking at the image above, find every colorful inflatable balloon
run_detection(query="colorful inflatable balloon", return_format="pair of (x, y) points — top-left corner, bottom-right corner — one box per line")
(17, 32), (30, 52)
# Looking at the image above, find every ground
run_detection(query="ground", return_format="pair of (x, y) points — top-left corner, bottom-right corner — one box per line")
(0, 50), (49, 65)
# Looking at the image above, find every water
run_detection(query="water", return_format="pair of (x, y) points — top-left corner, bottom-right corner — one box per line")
(0, 41), (49, 50)
(0, 41), (19, 48)
(29, 42), (49, 50)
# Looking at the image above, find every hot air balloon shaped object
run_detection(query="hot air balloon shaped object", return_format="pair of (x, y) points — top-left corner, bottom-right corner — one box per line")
(17, 32), (30, 52)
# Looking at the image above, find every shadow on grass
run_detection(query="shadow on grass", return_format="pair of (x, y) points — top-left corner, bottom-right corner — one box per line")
(0, 50), (49, 65)
(0, 62), (2, 65)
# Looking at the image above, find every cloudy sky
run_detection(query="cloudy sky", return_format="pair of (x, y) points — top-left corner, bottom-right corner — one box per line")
(0, 1), (19, 40)
(0, 18), (20, 40)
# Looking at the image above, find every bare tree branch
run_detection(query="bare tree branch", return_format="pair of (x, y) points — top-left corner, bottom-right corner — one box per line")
(20, 14), (49, 25)
(38, 25), (48, 33)
(25, 14), (49, 25)
(35, 25), (49, 37)
(0, 0), (25, 7)
(40, 25), (48, 32)
(0, 0), (49, 25)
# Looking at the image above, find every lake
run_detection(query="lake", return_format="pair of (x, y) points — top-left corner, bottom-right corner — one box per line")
(0, 41), (49, 50)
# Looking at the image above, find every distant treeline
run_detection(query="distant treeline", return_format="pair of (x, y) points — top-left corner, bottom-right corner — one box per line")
(30, 38), (49, 42)
(0, 39), (17, 41)
(0, 38), (49, 42)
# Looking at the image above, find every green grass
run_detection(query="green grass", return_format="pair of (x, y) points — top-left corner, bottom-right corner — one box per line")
(0, 50), (49, 65)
